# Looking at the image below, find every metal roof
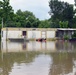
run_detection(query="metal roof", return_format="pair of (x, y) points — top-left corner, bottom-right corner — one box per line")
(2, 28), (76, 31)
(57, 28), (76, 31)
(1, 28), (57, 31)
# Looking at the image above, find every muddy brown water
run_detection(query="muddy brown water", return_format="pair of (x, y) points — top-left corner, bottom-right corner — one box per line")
(0, 40), (76, 75)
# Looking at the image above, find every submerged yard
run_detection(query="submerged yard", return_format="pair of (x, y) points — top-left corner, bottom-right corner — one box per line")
(0, 41), (76, 75)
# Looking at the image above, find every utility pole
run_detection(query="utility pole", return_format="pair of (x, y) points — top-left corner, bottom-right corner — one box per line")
(1, 18), (3, 39)
(2, 18), (3, 28)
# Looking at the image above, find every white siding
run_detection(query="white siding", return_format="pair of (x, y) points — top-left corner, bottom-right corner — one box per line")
(8, 31), (22, 39)
(27, 31), (34, 39)
(27, 31), (41, 39)
(47, 31), (55, 38)
(36, 31), (41, 39)
(41, 31), (46, 38)
(2, 30), (56, 40)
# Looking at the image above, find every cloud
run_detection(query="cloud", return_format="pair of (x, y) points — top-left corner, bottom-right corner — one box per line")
(10, 0), (74, 20)
(61, 0), (74, 4)
(10, 0), (50, 20)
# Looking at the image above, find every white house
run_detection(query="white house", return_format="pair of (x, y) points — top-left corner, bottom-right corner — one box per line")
(1, 28), (57, 41)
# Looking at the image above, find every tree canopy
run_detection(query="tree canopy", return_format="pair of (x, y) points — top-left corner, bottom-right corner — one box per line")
(0, 0), (14, 26)
(0, 0), (76, 28)
(49, 0), (75, 28)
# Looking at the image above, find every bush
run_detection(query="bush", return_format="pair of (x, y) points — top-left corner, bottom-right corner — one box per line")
(72, 33), (76, 38)
(64, 35), (69, 40)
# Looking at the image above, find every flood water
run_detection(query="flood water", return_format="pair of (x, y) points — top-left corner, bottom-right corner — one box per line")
(0, 40), (76, 75)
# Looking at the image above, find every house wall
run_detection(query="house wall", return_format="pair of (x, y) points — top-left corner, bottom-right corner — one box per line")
(27, 31), (41, 39)
(1, 28), (57, 40)
(2, 30), (23, 40)
(27, 31), (56, 39)
(41, 31), (46, 39)
(47, 31), (56, 38)
(8, 31), (22, 38)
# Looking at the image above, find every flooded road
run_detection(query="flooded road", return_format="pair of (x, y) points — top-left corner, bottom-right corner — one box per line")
(0, 41), (76, 75)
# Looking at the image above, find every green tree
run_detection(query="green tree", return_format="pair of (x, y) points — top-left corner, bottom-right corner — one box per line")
(15, 10), (40, 28)
(0, 0), (14, 27)
(2, 0), (14, 26)
(49, 0), (74, 28)
(38, 20), (50, 28)
(50, 19), (60, 28)
(26, 21), (31, 28)
(59, 21), (68, 28)
(72, 16), (76, 28)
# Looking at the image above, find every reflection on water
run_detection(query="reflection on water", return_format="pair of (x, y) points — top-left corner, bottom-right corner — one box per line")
(1, 41), (57, 52)
(1, 41), (76, 52)
(0, 41), (76, 75)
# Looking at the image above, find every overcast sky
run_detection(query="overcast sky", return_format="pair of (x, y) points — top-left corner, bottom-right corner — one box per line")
(10, 0), (74, 20)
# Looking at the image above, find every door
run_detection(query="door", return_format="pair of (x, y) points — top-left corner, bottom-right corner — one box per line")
(41, 31), (46, 39)
(22, 31), (26, 36)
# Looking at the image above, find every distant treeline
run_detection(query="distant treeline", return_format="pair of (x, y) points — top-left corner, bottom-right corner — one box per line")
(0, 0), (76, 28)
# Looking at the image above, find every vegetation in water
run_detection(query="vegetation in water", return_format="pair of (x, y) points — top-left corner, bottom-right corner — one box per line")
(64, 35), (69, 40)
(72, 33), (76, 38)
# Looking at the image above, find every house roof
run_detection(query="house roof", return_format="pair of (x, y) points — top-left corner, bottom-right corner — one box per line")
(57, 28), (76, 31)
(2, 28), (76, 31)
(1, 28), (57, 31)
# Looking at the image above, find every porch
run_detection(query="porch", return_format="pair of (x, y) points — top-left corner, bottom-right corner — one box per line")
(56, 28), (76, 40)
